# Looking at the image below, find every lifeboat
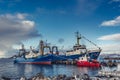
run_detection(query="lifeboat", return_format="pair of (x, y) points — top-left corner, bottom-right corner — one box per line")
(76, 55), (100, 67)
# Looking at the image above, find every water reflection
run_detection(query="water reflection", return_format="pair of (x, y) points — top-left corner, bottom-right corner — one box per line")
(14, 64), (54, 78)
(0, 59), (101, 78)
(13, 63), (101, 78)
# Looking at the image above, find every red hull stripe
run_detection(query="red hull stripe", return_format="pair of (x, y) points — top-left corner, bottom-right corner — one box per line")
(77, 61), (100, 67)
(19, 61), (51, 65)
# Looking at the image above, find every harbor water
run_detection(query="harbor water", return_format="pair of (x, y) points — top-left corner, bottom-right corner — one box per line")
(0, 58), (119, 79)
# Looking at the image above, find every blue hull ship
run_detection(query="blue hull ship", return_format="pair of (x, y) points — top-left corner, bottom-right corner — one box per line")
(14, 54), (73, 64)
(14, 32), (101, 64)
(14, 54), (54, 64)
(14, 52), (100, 64)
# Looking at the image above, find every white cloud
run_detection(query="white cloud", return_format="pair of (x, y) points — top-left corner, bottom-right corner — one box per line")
(0, 50), (6, 57)
(100, 43), (120, 54)
(17, 13), (27, 19)
(112, 0), (120, 2)
(1, 13), (27, 20)
(98, 33), (120, 54)
(98, 33), (120, 41)
(0, 13), (40, 58)
(101, 16), (120, 26)
(22, 20), (35, 28)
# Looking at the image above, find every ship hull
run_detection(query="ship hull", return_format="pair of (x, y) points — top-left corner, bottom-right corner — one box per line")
(61, 51), (100, 60)
(60, 53), (86, 60)
(14, 54), (67, 64)
(88, 51), (101, 60)
(14, 54), (53, 65)
(14, 51), (100, 64)
(17, 61), (51, 64)
(77, 61), (100, 67)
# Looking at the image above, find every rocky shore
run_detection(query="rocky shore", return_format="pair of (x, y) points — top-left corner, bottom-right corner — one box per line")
(1, 73), (89, 80)
(1, 72), (120, 80)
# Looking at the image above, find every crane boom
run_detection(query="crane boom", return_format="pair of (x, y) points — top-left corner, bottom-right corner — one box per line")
(82, 36), (101, 50)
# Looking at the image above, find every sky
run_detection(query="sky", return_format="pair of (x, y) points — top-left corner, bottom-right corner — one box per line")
(0, 0), (120, 57)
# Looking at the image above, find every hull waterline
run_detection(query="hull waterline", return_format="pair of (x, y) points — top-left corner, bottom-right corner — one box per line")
(77, 61), (100, 67)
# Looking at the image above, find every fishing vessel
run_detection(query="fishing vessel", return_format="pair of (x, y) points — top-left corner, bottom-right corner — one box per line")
(14, 40), (66, 64)
(62, 32), (101, 60)
(14, 32), (101, 64)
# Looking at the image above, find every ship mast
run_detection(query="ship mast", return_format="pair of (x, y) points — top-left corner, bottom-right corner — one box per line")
(21, 44), (26, 52)
(73, 31), (86, 51)
(39, 40), (44, 55)
(21, 44), (24, 50)
(76, 31), (81, 45)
